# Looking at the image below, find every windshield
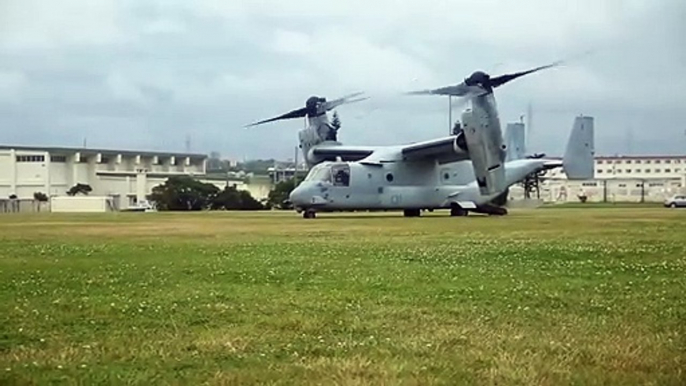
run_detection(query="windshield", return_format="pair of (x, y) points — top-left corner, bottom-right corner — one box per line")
(304, 163), (331, 182)
(303, 162), (350, 186)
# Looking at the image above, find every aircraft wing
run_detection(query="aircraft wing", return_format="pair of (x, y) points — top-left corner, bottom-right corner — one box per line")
(400, 136), (469, 163)
(310, 144), (376, 162)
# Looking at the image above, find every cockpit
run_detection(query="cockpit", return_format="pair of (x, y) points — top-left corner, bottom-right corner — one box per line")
(303, 162), (350, 187)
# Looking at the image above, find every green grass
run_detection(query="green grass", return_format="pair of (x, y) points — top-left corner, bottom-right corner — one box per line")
(1, 208), (685, 385)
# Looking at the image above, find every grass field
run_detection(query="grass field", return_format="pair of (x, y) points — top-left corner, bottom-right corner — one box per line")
(1, 208), (685, 385)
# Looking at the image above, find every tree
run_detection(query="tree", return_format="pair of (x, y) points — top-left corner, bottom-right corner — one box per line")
(33, 192), (48, 212)
(148, 176), (219, 211)
(67, 183), (92, 196)
(267, 178), (297, 209)
(33, 192), (48, 202)
(211, 186), (264, 210)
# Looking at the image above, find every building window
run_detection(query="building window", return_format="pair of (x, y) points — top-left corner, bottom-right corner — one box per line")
(665, 160), (671, 164)
(634, 169), (641, 173)
(50, 155), (67, 162)
(582, 182), (597, 187)
(649, 182), (664, 187)
(619, 184), (626, 188)
(635, 160), (641, 164)
(665, 169), (671, 173)
(645, 160), (651, 164)
(100, 157), (110, 164)
(676, 168), (681, 172)
(597, 169), (603, 173)
(597, 160), (604, 164)
(625, 169), (631, 173)
(655, 169), (661, 173)
(655, 160), (661, 164)
(617, 169), (622, 173)
(645, 169), (651, 173)
(16, 155), (45, 162)
(626, 160), (632, 164)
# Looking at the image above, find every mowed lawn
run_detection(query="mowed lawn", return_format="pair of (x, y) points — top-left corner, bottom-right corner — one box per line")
(1, 207), (685, 385)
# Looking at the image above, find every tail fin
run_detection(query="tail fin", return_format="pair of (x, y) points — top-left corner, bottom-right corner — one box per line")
(563, 115), (595, 179)
(505, 122), (526, 161)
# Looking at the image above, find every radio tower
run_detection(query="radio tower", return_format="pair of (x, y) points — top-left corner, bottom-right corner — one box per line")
(185, 134), (191, 153)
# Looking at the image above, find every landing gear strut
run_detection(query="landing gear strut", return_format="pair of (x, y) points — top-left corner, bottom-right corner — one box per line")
(303, 209), (316, 219)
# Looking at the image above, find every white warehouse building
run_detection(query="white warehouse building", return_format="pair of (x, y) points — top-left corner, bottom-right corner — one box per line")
(537, 155), (686, 203)
(0, 145), (209, 210)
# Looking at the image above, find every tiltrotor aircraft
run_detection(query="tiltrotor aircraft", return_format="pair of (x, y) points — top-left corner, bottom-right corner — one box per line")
(246, 62), (594, 218)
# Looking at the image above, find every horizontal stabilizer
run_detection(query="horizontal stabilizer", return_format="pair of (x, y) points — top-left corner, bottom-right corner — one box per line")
(563, 116), (595, 180)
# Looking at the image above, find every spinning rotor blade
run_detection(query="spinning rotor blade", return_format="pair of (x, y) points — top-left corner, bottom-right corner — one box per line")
(244, 91), (368, 128)
(405, 83), (475, 97)
(489, 60), (563, 89)
(244, 107), (308, 128)
(405, 59), (564, 99)
(323, 91), (368, 111)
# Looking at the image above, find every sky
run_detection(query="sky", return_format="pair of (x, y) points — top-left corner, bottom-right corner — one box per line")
(1, 0), (685, 160)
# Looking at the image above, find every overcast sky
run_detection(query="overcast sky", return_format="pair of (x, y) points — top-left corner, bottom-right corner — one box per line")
(1, 0), (685, 160)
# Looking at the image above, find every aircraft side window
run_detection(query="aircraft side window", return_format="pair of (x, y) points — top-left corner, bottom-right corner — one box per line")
(332, 165), (350, 187)
(386, 173), (394, 182)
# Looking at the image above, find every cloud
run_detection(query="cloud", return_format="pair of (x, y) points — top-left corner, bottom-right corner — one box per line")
(0, 0), (127, 50)
(0, 70), (27, 103)
(0, 0), (684, 159)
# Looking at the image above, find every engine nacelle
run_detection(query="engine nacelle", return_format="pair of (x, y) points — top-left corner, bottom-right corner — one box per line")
(461, 102), (507, 196)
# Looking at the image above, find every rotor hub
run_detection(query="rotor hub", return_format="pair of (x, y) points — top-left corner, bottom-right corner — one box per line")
(464, 71), (491, 88)
(306, 96), (327, 116)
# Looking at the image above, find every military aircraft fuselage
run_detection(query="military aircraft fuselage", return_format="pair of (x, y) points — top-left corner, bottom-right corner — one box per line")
(289, 157), (549, 212)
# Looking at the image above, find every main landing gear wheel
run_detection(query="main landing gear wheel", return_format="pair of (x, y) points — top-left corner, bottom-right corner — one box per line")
(303, 210), (316, 219)
(403, 209), (421, 217)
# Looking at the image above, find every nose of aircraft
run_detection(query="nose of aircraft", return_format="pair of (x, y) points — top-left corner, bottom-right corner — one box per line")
(289, 185), (307, 206)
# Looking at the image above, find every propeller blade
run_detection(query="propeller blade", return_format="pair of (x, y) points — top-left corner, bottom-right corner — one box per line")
(244, 107), (308, 128)
(405, 83), (473, 97)
(323, 91), (368, 111)
(489, 60), (563, 88)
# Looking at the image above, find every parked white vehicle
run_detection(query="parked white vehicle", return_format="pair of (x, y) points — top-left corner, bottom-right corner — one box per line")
(664, 194), (686, 208)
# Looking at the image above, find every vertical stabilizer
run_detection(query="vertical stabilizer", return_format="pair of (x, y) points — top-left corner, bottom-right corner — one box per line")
(563, 115), (595, 179)
(505, 122), (526, 161)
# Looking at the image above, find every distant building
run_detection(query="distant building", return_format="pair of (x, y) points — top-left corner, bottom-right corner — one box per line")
(537, 155), (686, 203)
(0, 145), (207, 210)
(268, 163), (309, 184)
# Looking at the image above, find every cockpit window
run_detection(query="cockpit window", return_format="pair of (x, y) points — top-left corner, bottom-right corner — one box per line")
(331, 164), (350, 187)
(303, 162), (350, 186)
(304, 164), (331, 182)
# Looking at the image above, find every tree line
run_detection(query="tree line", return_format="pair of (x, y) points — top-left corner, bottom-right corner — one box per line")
(147, 175), (296, 211)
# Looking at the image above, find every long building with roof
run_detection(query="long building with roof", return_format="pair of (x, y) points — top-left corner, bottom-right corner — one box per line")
(535, 154), (686, 203)
(0, 144), (209, 210)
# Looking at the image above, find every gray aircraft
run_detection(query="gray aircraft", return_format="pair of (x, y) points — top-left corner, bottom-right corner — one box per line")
(246, 62), (594, 218)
